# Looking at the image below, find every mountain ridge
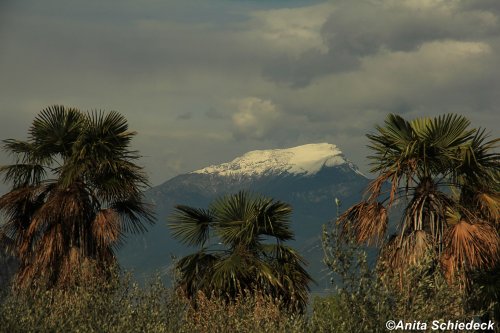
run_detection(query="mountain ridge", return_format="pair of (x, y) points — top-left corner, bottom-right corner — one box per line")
(119, 143), (371, 291)
(192, 143), (364, 178)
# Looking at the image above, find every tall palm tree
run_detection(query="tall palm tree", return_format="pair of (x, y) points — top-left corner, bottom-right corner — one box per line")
(169, 191), (312, 311)
(337, 114), (499, 285)
(0, 105), (154, 289)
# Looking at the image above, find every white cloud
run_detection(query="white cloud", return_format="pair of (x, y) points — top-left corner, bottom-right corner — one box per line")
(231, 97), (282, 140)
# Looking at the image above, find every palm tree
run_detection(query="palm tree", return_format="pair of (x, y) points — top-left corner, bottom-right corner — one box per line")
(0, 105), (154, 289)
(169, 191), (312, 311)
(337, 114), (499, 285)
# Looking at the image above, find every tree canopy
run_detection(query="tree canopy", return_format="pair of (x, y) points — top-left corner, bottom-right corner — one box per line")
(0, 105), (154, 289)
(169, 191), (312, 311)
(337, 114), (499, 285)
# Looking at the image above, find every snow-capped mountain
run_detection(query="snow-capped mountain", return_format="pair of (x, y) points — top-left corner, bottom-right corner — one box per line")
(193, 143), (360, 177)
(118, 143), (370, 291)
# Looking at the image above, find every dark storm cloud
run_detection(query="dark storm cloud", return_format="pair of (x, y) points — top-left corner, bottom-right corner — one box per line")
(262, 0), (499, 87)
(0, 0), (270, 90)
(460, 0), (500, 14)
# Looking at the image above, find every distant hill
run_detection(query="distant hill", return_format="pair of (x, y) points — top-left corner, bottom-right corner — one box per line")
(118, 143), (371, 291)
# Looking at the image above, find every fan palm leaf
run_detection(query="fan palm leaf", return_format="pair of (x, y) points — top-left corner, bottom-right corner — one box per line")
(0, 105), (154, 289)
(254, 199), (294, 240)
(337, 201), (388, 246)
(381, 230), (433, 272)
(176, 251), (219, 297)
(441, 220), (499, 282)
(211, 192), (293, 247)
(342, 113), (499, 289)
(29, 105), (84, 159)
(475, 192), (500, 223)
(170, 205), (214, 247)
(169, 191), (312, 312)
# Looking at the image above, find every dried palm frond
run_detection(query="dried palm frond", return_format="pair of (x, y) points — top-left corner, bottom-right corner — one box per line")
(37, 224), (64, 269)
(92, 208), (121, 248)
(1, 106), (153, 290)
(378, 231), (435, 290)
(338, 201), (388, 246)
(475, 192), (500, 223)
(442, 220), (500, 283)
(366, 170), (402, 208)
(399, 188), (451, 246)
(56, 248), (104, 288)
(381, 230), (433, 271)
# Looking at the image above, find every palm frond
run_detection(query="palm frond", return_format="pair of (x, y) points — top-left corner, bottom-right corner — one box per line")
(398, 181), (451, 249)
(418, 114), (473, 148)
(90, 160), (149, 203)
(169, 205), (214, 246)
(260, 243), (306, 264)
(171, 191), (311, 311)
(0, 164), (47, 188)
(262, 242), (313, 309)
(176, 251), (219, 297)
(254, 199), (294, 240)
(367, 114), (415, 175)
(211, 192), (295, 246)
(454, 130), (499, 186)
(2, 139), (52, 166)
(210, 252), (258, 293)
(380, 230), (434, 275)
(441, 220), (499, 285)
(85, 110), (136, 155)
(445, 207), (462, 226)
(29, 105), (84, 159)
(92, 208), (122, 249)
(30, 185), (95, 232)
(110, 196), (155, 234)
(474, 192), (500, 223)
(215, 219), (249, 247)
(337, 201), (388, 246)
(211, 191), (254, 225)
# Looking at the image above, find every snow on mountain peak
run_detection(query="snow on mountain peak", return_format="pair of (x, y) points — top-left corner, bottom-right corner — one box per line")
(192, 143), (349, 177)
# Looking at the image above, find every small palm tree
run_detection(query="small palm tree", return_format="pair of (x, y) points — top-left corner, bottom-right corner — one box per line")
(0, 105), (154, 289)
(337, 114), (499, 285)
(169, 191), (312, 311)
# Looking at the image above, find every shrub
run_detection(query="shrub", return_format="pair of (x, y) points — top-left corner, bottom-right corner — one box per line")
(0, 274), (306, 333)
(182, 290), (306, 333)
(0, 274), (186, 333)
(310, 221), (481, 333)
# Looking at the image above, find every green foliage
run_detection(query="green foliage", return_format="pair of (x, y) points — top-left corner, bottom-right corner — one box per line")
(169, 191), (312, 312)
(0, 275), (185, 333)
(182, 290), (306, 333)
(338, 113), (499, 286)
(0, 274), (306, 333)
(0, 105), (154, 289)
(1, 111), (497, 331)
(0, 195), (496, 333)
(311, 221), (482, 333)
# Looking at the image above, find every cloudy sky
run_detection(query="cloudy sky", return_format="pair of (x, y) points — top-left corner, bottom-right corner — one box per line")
(1, 0), (499, 188)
